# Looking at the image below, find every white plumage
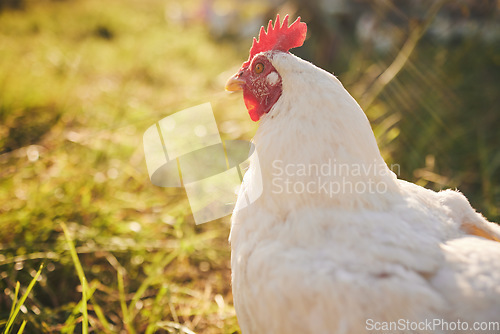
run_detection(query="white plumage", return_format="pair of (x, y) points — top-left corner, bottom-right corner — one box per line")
(230, 51), (500, 334)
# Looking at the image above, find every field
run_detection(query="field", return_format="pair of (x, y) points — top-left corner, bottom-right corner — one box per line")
(0, 0), (498, 332)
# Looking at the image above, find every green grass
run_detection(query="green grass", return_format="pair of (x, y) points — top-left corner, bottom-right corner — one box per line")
(0, 0), (498, 332)
(61, 222), (89, 333)
(3, 265), (42, 334)
(0, 0), (246, 332)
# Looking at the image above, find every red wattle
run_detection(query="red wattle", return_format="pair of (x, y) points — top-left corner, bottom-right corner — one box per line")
(243, 90), (262, 121)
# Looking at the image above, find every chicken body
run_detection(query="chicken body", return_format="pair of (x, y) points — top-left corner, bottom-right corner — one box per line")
(230, 51), (500, 334)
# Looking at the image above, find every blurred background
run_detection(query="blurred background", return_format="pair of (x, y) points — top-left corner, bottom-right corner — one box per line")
(0, 0), (498, 332)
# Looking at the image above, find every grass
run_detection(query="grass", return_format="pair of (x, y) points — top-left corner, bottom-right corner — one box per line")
(61, 222), (88, 333)
(0, 0), (247, 332)
(3, 265), (42, 334)
(0, 0), (498, 332)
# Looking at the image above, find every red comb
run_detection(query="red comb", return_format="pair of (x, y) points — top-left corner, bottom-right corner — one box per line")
(243, 14), (307, 67)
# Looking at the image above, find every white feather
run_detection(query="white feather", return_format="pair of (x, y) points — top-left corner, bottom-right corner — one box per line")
(266, 71), (279, 86)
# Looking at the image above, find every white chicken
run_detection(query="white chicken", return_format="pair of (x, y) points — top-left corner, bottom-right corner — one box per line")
(225, 15), (500, 334)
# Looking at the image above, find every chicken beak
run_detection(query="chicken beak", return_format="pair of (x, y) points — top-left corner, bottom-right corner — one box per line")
(225, 74), (245, 92)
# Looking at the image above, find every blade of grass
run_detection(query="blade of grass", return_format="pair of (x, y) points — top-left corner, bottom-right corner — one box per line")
(155, 321), (196, 334)
(61, 222), (88, 334)
(3, 264), (43, 334)
(16, 321), (26, 334)
(128, 250), (178, 319)
(61, 285), (97, 333)
(8, 282), (20, 325)
(117, 270), (136, 334)
(89, 296), (112, 333)
(144, 284), (169, 334)
(61, 310), (76, 334)
(360, 0), (446, 109)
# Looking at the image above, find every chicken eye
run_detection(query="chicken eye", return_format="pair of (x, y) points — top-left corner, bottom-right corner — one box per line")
(255, 63), (264, 74)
